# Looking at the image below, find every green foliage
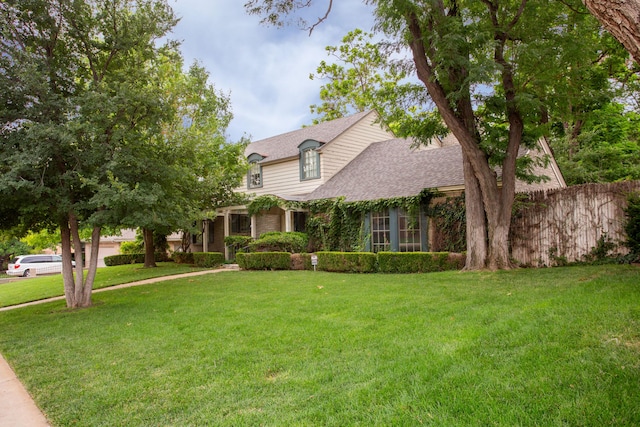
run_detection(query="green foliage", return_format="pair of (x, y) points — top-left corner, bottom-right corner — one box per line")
(105, 254), (145, 266)
(316, 251), (377, 273)
(172, 252), (195, 265)
(247, 195), (283, 216)
(192, 252), (224, 268)
(120, 241), (144, 255)
(0, 238), (32, 270)
(104, 253), (169, 266)
(22, 230), (60, 253)
(249, 232), (308, 253)
(236, 252), (292, 270)
(426, 195), (467, 252)
(553, 105), (640, 185)
(624, 192), (640, 258)
(377, 252), (465, 273)
(304, 190), (438, 252)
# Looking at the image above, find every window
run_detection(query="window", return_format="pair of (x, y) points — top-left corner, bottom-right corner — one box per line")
(371, 209), (391, 253)
(247, 154), (263, 189)
(248, 162), (262, 188)
(231, 214), (251, 234)
(398, 208), (422, 252)
(299, 140), (321, 180)
(293, 211), (307, 233)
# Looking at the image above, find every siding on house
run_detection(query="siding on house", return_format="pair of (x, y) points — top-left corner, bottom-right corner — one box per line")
(320, 113), (395, 180)
(240, 111), (394, 198)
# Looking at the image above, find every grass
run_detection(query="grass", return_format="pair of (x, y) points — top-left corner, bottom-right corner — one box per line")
(0, 262), (208, 308)
(0, 265), (638, 426)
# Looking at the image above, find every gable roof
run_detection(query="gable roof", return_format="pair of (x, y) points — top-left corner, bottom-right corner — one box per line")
(306, 137), (566, 202)
(307, 139), (465, 202)
(245, 110), (373, 164)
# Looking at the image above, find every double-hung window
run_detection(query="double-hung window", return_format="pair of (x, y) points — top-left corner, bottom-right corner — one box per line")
(247, 153), (263, 189)
(298, 140), (321, 180)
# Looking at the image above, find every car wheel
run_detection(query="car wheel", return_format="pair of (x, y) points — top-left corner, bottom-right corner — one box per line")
(23, 269), (31, 277)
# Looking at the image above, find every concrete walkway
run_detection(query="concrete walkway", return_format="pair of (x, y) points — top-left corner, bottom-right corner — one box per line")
(0, 266), (238, 426)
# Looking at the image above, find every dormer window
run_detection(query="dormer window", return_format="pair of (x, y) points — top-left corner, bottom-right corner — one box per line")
(299, 139), (321, 180)
(247, 153), (263, 189)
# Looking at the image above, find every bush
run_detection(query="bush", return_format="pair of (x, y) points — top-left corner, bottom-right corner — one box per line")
(236, 252), (292, 270)
(377, 252), (465, 273)
(249, 232), (308, 253)
(625, 192), (640, 259)
(172, 252), (195, 264)
(104, 253), (168, 266)
(291, 253), (314, 270)
(316, 251), (377, 273)
(192, 252), (224, 268)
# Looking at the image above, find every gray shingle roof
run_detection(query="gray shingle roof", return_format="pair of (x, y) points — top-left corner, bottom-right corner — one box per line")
(307, 139), (465, 202)
(245, 110), (372, 163)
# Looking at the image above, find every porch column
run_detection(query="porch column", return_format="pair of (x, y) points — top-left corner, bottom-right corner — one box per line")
(251, 214), (258, 239)
(284, 210), (292, 232)
(223, 211), (230, 260)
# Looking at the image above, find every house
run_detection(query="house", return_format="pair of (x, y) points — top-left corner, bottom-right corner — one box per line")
(194, 110), (565, 258)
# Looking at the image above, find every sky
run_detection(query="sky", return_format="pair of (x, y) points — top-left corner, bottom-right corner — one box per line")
(169, 0), (376, 142)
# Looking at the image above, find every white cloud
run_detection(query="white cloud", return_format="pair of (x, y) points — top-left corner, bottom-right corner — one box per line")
(169, 0), (374, 141)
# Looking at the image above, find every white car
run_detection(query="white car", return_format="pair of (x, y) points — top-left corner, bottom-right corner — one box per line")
(7, 255), (72, 277)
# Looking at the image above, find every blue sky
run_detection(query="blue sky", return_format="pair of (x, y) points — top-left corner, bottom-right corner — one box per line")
(169, 0), (376, 142)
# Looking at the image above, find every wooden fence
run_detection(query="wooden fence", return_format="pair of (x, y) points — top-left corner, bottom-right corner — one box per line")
(510, 181), (640, 266)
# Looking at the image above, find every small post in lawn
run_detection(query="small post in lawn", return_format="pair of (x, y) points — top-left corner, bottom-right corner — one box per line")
(311, 254), (318, 272)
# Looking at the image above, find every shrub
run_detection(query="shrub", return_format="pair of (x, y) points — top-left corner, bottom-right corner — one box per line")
(236, 252), (292, 270)
(625, 192), (640, 259)
(192, 252), (224, 268)
(172, 252), (195, 264)
(291, 253), (313, 270)
(249, 232), (308, 253)
(316, 251), (377, 273)
(377, 252), (464, 273)
(104, 253), (168, 266)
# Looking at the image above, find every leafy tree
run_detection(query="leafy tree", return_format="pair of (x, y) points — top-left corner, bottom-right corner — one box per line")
(552, 103), (640, 184)
(22, 230), (62, 253)
(246, 0), (621, 270)
(0, 236), (32, 270)
(1, 0), (176, 307)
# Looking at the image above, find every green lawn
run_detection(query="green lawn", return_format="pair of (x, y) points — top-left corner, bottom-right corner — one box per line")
(0, 262), (208, 308)
(0, 265), (638, 426)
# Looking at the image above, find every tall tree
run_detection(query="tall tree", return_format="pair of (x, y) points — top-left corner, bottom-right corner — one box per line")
(1, 0), (177, 307)
(89, 58), (248, 268)
(245, 0), (621, 270)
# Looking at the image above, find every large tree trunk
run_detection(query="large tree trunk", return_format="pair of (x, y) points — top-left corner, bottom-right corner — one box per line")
(462, 153), (488, 270)
(143, 227), (157, 268)
(584, 0), (640, 64)
(60, 220), (76, 308)
(60, 213), (100, 308)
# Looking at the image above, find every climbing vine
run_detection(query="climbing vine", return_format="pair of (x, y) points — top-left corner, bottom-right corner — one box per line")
(244, 189), (463, 252)
(426, 194), (467, 252)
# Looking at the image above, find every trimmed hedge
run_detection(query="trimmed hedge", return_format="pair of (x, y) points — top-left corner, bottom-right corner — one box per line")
(377, 252), (465, 273)
(192, 252), (225, 268)
(104, 252), (168, 266)
(172, 252), (195, 264)
(317, 251), (377, 273)
(249, 232), (308, 253)
(237, 252), (292, 270)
